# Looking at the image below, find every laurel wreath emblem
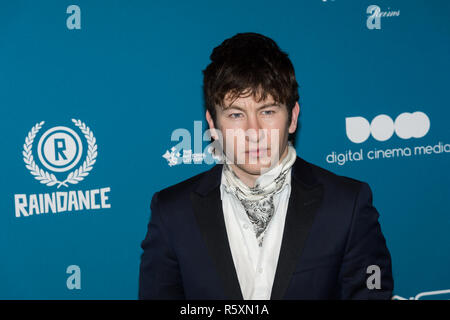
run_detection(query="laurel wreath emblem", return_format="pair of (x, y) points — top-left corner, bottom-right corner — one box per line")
(23, 119), (98, 188)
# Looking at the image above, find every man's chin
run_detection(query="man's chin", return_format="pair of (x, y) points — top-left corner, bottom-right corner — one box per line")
(232, 161), (273, 176)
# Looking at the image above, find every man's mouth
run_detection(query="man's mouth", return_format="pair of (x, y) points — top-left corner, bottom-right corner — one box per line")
(246, 148), (268, 156)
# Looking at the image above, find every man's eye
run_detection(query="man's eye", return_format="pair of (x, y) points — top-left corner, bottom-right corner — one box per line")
(262, 110), (275, 115)
(229, 113), (243, 119)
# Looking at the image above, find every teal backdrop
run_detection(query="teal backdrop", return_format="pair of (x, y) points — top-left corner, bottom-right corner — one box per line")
(1, 0), (449, 299)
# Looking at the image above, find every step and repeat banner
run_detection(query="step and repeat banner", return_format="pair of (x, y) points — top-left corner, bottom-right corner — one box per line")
(1, 0), (449, 299)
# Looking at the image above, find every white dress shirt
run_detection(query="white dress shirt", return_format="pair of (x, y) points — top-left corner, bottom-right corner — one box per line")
(220, 163), (292, 300)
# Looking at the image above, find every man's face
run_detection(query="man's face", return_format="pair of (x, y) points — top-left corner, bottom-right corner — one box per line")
(206, 90), (299, 176)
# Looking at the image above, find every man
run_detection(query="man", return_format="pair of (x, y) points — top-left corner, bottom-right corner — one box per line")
(139, 32), (393, 299)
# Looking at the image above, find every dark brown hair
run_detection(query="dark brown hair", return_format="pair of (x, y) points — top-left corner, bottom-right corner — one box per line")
(202, 32), (300, 142)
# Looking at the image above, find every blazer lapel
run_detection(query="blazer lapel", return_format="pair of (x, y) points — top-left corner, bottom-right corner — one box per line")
(190, 164), (244, 300)
(270, 157), (324, 299)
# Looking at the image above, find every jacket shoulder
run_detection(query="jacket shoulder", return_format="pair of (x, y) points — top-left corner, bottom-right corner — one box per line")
(305, 159), (367, 195)
(153, 165), (217, 205)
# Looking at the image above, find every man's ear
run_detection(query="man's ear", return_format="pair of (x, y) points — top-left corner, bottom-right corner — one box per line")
(288, 102), (300, 134)
(206, 110), (219, 140)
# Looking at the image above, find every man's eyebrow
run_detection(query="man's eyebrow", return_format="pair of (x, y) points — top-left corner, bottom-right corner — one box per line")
(223, 102), (281, 111)
(258, 102), (281, 109)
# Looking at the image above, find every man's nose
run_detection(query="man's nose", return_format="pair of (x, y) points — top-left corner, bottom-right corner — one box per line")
(246, 115), (264, 143)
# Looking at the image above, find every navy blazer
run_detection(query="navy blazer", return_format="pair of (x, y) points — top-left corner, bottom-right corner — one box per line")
(139, 156), (394, 299)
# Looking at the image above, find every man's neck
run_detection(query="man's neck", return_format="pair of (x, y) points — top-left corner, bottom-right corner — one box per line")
(229, 146), (289, 188)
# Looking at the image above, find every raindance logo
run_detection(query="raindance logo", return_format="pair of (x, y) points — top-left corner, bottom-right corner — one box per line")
(14, 119), (111, 218)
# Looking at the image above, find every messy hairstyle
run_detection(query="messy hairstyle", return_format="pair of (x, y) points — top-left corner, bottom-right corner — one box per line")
(202, 32), (300, 143)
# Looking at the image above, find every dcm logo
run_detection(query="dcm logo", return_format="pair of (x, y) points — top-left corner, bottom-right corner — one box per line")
(345, 111), (430, 143)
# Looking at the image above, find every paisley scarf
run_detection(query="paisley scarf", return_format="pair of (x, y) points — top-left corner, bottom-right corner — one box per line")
(222, 144), (297, 246)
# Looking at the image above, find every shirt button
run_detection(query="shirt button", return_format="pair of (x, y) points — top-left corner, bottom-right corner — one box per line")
(258, 267), (263, 274)
(243, 224), (249, 229)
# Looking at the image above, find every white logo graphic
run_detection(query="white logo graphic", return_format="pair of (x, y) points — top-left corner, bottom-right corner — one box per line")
(162, 120), (223, 167)
(366, 5), (400, 30)
(37, 126), (83, 172)
(66, 265), (81, 290)
(366, 265), (381, 290)
(392, 289), (450, 300)
(162, 146), (218, 167)
(345, 112), (430, 143)
(23, 119), (97, 188)
(366, 5), (381, 29)
(162, 147), (182, 166)
(66, 5), (81, 30)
